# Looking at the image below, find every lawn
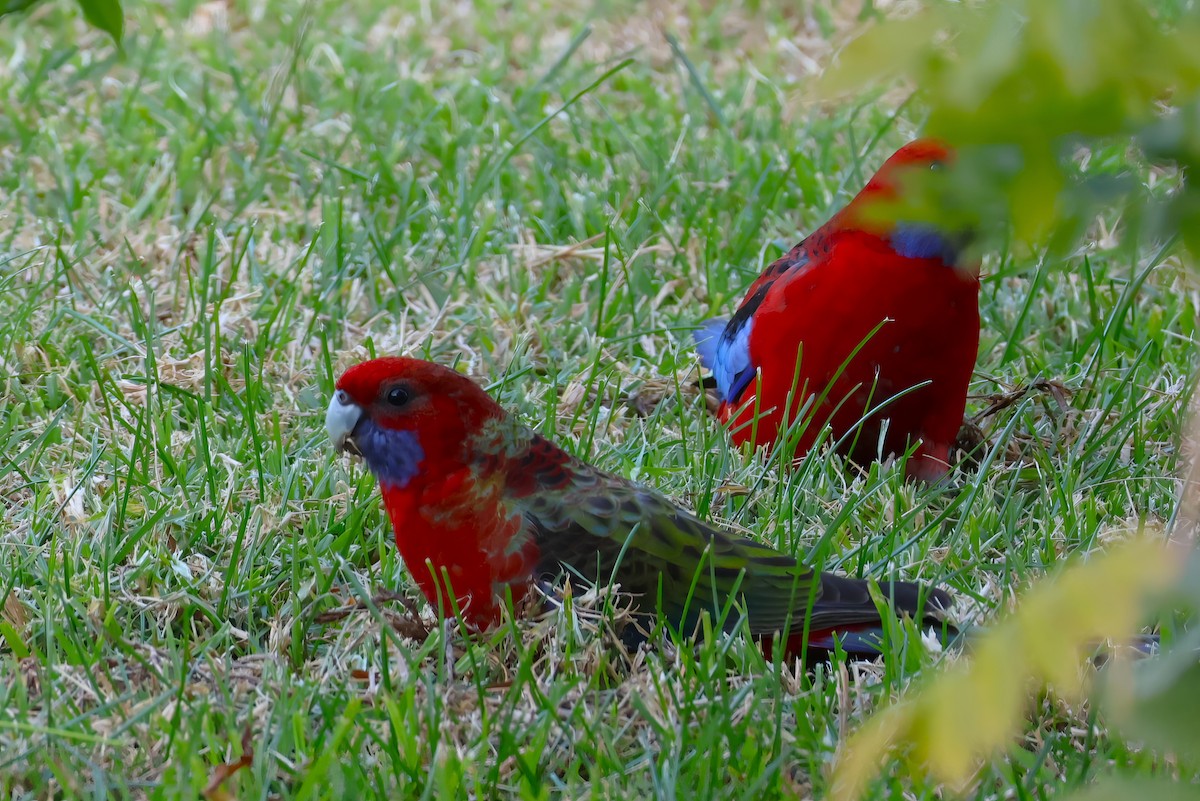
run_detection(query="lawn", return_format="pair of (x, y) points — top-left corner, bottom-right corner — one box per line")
(0, 0), (1194, 798)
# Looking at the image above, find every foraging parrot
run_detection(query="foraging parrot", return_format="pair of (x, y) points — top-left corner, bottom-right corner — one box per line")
(694, 139), (980, 481)
(326, 357), (954, 660)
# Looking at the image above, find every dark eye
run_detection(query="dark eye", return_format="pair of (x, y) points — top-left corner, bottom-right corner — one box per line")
(385, 386), (411, 407)
(928, 160), (945, 172)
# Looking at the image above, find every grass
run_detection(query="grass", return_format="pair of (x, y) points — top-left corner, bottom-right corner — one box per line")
(0, 0), (1195, 797)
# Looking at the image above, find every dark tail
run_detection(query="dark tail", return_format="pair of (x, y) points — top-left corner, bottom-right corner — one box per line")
(775, 576), (958, 662)
(788, 575), (1163, 665)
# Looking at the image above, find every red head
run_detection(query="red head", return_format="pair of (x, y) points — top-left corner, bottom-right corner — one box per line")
(839, 138), (968, 263)
(858, 138), (955, 200)
(326, 357), (504, 488)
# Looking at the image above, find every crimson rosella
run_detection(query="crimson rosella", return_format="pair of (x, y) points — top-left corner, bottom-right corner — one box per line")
(694, 139), (980, 481)
(326, 357), (955, 660)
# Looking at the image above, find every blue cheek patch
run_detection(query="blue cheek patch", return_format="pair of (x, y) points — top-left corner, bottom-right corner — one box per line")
(354, 419), (425, 489)
(889, 223), (958, 262)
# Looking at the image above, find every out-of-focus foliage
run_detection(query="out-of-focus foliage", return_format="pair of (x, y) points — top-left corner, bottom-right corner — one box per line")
(1, 0), (39, 17)
(2, 0), (122, 42)
(1063, 778), (1200, 801)
(824, 2), (1200, 797)
(830, 537), (1183, 801)
(822, 0), (1200, 252)
(1101, 548), (1200, 758)
(76, 0), (122, 43)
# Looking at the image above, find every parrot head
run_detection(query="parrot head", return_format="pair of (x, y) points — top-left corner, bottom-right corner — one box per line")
(848, 137), (971, 264)
(325, 357), (503, 488)
(859, 138), (955, 198)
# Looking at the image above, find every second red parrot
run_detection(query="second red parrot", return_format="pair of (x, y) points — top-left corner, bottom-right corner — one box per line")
(695, 139), (981, 481)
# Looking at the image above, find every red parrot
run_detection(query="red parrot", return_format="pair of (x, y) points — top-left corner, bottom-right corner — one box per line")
(326, 356), (955, 660)
(694, 139), (980, 482)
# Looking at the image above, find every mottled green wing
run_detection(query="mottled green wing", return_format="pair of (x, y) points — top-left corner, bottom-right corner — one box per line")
(485, 426), (946, 637)
(505, 433), (823, 635)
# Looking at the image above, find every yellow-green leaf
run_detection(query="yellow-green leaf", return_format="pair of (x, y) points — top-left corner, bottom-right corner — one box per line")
(830, 536), (1181, 801)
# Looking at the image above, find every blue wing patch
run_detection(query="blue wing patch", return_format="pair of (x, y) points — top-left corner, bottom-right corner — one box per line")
(693, 316), (755, 404)
(694, 318), (727, 376)
(695, 247), (811, 406)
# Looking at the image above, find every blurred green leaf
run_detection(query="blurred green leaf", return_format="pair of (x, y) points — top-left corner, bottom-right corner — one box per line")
(1060, 777), (1200, 801)
(0, 0), (40, 15)
(1117, 658), (1200, 763)
(1102, 560), (1200, 763)
(0, 0), (123, 41)
(0, 620), (30, 659)
(831, 536), (1179, 800)
(820, 0), (1200, 255)
(75, 0), (122, 43)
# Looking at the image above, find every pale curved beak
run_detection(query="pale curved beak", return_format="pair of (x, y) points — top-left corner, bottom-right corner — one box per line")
(325, 389), (363, 455)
